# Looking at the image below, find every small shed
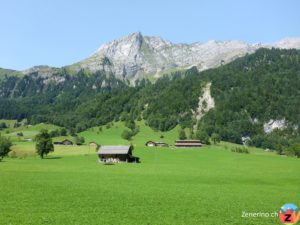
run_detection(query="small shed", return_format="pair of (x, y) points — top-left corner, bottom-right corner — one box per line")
(97, 145), (140, 163)
(54, 139), (73, 145)
(155, 142), (169, 147)
(62, 139), (73, 145)
(145, 141), (156, 147)
(145, 141), (168, 147)
(175, 140), (203, 148)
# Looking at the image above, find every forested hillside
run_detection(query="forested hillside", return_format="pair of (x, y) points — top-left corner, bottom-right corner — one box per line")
(199, 48), (300, 150)
(0, 48), (299, 150)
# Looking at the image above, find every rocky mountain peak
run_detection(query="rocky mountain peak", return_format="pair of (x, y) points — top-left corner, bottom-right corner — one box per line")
(66, 34), (300, 81)
(274, 37), (300, 49)
(95, 32), (143, 54)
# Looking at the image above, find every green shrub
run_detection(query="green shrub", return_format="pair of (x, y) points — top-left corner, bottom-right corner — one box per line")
(231, 146), (249, 154)
(284, 144), (300, 158)
(178, 129), (187, 140)
(0, 136), (12, 161)
(121, 130), (133, 141)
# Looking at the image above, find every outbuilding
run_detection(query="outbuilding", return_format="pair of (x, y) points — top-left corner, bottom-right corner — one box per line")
(97, 145), (140, 163)
(145, 141), (168, 147)
(175, 140), (203, 148)
(53, 139), (73, 145)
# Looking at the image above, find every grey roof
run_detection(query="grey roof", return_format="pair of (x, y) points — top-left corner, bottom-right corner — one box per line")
(97, 145), (131, 155)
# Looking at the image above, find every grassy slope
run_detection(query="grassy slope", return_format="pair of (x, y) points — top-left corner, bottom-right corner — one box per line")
(0, 121), (299, 225)
(0, 121), (60, 142)
(0, 68), (23, 79)
(80, 120), (182, 146)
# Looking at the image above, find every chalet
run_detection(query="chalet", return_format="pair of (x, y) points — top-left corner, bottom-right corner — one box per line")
(53, 139), (73, 145)
(145, 141), (168, 147)
(175, 140), (203, 148)
(97, 145), (140, 163)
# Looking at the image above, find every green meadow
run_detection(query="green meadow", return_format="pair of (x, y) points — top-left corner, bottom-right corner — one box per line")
(0, 121), (299, 225)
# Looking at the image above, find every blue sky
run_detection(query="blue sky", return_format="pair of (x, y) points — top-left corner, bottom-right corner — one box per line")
(1, 0), (299, 70)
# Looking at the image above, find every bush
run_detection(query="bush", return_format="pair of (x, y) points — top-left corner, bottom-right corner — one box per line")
(74, 136), (85, 145)
(60, 128), (67, 136)
(13, 122), (21, 128)
(0, 136), (13, 161)
(69, 128), (76, 137)
(50, 129), (60, 138)
(0, 122), (7, 130)
(17, 132), (23, 137)
(196, 130), (210, 145)
(211, 133), (221, 144)
(284, 144), (300, 158)
(122, 130), (133, 141)
(132, 126), (140, 136)
(231, 146), (249, 154)
(178, 129), (187, 140)
(125, 120), (136, 131)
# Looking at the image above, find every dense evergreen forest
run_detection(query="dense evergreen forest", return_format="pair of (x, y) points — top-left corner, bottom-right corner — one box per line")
(0, 48), (300, 150)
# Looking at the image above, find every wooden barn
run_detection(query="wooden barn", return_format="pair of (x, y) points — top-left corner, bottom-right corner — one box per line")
(53, 139), (73, 145)
(145, 141), (168, 147)
(175, 140), (203, 148)
(97, 145), (140, 163)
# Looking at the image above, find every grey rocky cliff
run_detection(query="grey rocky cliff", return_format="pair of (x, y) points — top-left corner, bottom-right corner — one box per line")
(23, 33), (300, 81)
(71, 32), (258, 80)
(70, 32), (300, 81)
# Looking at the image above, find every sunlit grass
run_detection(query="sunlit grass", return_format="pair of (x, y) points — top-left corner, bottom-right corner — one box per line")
(0, 120), (299, 224)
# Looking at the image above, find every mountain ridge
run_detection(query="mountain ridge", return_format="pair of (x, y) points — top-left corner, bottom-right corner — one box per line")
(70, 32), (300, 80)
(2, 33), (300, 81)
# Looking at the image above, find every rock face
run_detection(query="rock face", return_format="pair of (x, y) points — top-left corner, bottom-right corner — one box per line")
(192, 82), (215, 132)
(263, 119), (286, 134)
(194, 82), (215, 121)
(71, 32), (300, 81)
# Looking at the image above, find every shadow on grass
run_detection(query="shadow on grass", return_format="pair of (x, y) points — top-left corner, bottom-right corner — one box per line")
(43, 156), (62, 160)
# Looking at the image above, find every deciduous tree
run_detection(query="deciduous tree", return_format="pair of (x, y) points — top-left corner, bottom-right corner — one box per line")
(35, 130), (54, 158)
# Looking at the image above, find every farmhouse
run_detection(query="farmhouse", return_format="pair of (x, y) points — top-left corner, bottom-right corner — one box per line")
(97, 145), (140, 163)
(175, 140), (203, 148)
(145, 141), (168, 147)
(53, 139), (73, 145)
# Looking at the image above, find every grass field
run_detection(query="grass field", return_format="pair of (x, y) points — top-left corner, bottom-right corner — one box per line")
(0, 121), (299, 225)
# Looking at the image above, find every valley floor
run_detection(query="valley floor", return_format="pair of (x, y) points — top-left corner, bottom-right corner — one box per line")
(0, 121), (299, 225)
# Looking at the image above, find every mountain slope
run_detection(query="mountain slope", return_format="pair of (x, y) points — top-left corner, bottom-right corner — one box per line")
(0, 48), (299, 151)
(70, 32), (300, 80)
